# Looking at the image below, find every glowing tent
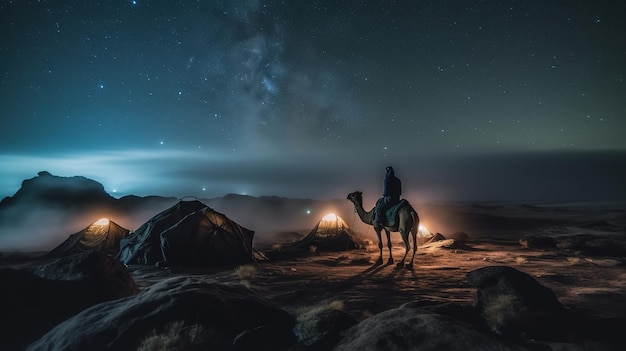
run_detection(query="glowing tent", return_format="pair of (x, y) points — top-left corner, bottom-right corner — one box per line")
(118, 199), (254, 266)
(47, 218), (129, 257)
(295, 213), (363, 251)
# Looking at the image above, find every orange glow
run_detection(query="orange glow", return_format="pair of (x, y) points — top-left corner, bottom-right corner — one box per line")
(321, 213), (338, 221)
(93, 218), (110, 226)
(418, 223), (431, 236)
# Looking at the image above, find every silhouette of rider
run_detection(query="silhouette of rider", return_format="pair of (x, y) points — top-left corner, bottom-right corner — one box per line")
(374, 166), (401, 226)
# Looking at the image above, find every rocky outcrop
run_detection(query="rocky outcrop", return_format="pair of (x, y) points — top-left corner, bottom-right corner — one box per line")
(35, 251), (138, 299)
(294, 307), (357, 350)
(334, 307), (523, 351)
(28, 277), (296, 351)
(0, 266), (134, 351)
(0, 171), (114, 210)
(466, 266), (565, 338)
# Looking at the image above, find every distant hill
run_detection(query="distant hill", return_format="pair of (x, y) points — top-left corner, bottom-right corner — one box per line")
(0, 171), (177, 226)
(0, 172), (356, 251)
(0, 171), (116, 210)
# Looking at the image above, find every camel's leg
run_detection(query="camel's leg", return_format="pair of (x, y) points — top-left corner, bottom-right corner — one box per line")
(397, 229), (409, 268)
(375, 227), (383, 265)
(408, 229), (417, 269)
(406, 217), (419, 270)
(385, 229), (394, 265)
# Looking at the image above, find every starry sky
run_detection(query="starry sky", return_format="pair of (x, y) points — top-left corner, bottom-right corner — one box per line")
(1, 0), (625, 202)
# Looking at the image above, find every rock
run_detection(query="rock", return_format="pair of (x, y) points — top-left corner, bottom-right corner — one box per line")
(400, 300), (480, 327)
(137, 321), (221, 350)
(233, 325), (296, 351)
(556, 235), (626, 257)
(28, 277), (296, 351)
(466, 266), (565, 338)
(421, 238), (459, 250)
(418, 232), (446, 245)
(35, 251), (138, 299)
(294, 308), (357, 350)
(334, 307), (523, 351)
(0, 267), (132, 351)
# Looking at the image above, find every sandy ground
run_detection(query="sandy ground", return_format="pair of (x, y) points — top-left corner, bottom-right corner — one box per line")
(121, 201), (626, 323)
(2, 201), (625, 350)
(126, 237), (626, 323)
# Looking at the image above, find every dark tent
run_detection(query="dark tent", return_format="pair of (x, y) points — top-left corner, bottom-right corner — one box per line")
(295, 213), (362, 251)
(118, 200), (207, 265)
(118, 199), (254, 266)
(48, 218), (129, 257)
(160, 207), (254, 265)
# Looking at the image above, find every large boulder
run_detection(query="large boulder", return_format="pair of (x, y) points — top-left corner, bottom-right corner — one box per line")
(35, 251), (138, 299)
(334, 307), (523, 351)
(466, 266), (565, 338)
(28, 277), (296, 351)
(0, 266), (134, 351)
(293, 305), (357, 350)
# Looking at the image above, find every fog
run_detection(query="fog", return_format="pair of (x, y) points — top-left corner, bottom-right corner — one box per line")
(1, 150), (625, 252)
(0, 191), (476, 252)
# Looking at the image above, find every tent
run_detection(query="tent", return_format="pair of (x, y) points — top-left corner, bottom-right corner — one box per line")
(118, 199), (254, 266)
(295, 213), (362, 251)
(47, 218), (129, 257)
(118, 199), (206, 265)
(160, 207), (254, 265)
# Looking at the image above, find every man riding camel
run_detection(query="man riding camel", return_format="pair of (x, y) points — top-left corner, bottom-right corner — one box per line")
(374, 166), (401, 226)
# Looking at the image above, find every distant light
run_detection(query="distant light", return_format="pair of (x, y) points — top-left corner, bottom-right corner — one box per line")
(94, 218), (110, 226)
(306, 209), (311, 214)
(160, 141), (164, 145)
(322, 213), (338, 221)
(418, 224), (431, 237)
(112, 189), (117, 193)
(202, 187), (206, 191)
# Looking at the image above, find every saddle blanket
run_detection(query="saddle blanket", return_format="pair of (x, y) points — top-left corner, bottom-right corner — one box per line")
(384, 199), (409, 227)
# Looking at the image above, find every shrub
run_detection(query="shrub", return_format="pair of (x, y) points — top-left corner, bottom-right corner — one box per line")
(137, 321), (217, 351)
(294, 300), (345, 342)
(234, 264), (258, 280)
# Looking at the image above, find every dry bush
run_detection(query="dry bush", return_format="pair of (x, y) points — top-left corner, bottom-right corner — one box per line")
(481, 294), (525, 334)
(272, 244), (282, 252)
(515, 256), (528, 265)
(294, 299), (344, 342)
(566, 256), (582, 265)
(137, 321), (215, 351)
(234, 264), (258, 280)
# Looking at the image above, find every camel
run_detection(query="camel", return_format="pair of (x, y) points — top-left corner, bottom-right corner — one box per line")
(347, 191), (419, 268)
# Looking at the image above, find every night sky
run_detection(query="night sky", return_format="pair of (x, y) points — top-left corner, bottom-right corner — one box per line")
(1, 1), (625, 202)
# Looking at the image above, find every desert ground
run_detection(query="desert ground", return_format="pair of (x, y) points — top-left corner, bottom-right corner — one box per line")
(2, 201), (625, 350)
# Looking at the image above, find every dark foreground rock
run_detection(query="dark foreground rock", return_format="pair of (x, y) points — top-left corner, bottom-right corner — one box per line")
(334, 306), (524, 351)
(466, 265), (565, 338)
(28, 276), (296, 351)
(293, 307), (358, 350)
(465, 266), (625, 350)
(0, 265), (135, 351)
(35, 251), (138, 299)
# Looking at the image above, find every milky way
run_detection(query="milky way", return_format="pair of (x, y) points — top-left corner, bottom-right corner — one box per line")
(1, 1), (625, 201)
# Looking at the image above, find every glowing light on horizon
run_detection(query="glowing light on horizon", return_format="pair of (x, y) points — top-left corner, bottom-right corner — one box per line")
(94, 218), (110, 226)
(418, 223), (431, 237)
(321, 213), (338, 221)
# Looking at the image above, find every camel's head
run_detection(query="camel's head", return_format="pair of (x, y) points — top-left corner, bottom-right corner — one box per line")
(346, 191), (362, 204)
